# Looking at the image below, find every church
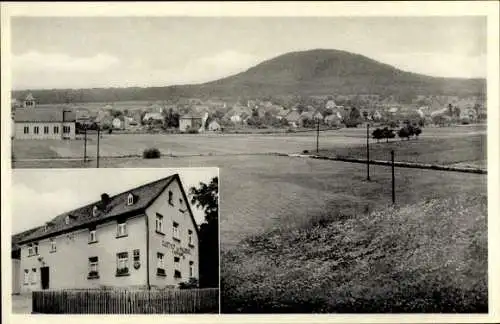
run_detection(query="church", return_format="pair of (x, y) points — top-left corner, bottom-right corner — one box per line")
(12, 93), (76, 140)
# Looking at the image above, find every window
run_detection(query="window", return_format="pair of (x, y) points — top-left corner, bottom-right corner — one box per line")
(133, 249), (140, 262)
(116, 252), (129, 276)
(127, 193), (134, 206)
(188, 229), (194, 246)
(34, 126), (39, 134)
(27, 244), (33, 257)
(117, 219), (127, 237)
(44, 126), (49, 134)
(174, 270), (182, 279)
(23, 269), (29, 285)
(31, 268), (37, 284)
(50, 239), (56, 252)
(23, 126), (29, 134)
(63, 126), (71, 133)
(168, 191), (173, 206)
(92, 205), (99, 217)
(189, 261), (194, 278)
(174, 256), (180, 263)
(155, 213), (164, 234)
(33, 242), (39, 255)
(157, 253), (165, 276)
(172, 222), (180, 241)
(65, 215), (70, 225)
(53, 126), (59, 134)
(88, 256), (99, 279)
(89, 227), (97, 243)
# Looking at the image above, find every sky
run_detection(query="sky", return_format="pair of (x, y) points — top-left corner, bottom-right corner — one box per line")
(11, 168), (218, 234)
(10, 16), (487, 90)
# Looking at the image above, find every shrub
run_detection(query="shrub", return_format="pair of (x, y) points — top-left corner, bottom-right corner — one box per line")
(187, 129), (198, 134)
(303, 150), (309, 154)
(143, 148), (161, 159)
(179, 277), (199, 289)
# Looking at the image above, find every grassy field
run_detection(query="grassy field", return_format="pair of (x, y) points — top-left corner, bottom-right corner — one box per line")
(221, 192), (487, 313)
(319, 134), (486, 168)
(11, 125), (485, 160)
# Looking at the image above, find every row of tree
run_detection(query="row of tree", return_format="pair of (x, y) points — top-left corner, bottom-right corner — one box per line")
(372, 124), (422, 142)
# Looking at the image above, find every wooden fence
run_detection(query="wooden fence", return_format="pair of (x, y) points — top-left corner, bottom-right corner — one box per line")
(32, 288), (219, 314)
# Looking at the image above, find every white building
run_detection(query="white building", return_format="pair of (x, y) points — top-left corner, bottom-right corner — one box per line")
(15, 174), (200, 292)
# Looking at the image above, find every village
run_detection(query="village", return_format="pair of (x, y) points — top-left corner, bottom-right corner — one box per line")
(10, 92), (487, 140)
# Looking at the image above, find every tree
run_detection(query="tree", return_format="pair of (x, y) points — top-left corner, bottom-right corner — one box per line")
(382, 127), (395, 143)
(190, 177), (219, 288)
(414, 126), (422, 139)
(447, 103), (453, 117)
(349, 107), (361, 121)
(362, 110), (369, 120)
(398, 126), (411, 140)
(372, 128), (383, 143)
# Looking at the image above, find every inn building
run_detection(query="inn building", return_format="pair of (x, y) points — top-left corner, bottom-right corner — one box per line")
(14, 174), (200, 293)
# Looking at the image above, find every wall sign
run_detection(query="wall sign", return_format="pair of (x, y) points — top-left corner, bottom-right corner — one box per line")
(161, 240), (191, 256)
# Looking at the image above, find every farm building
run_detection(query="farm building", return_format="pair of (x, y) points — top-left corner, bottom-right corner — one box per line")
(179, 114), (204, 132)
(14, 174), (199, 293)
(13, 94), (76, 140)
(207, 120), (221, 132)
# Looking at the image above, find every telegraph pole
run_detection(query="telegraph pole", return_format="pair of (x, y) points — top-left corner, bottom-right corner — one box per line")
(366, 123), (370, 181)
(83, 128), (87, 163)
(96, 127), (100, 168)
(391, 150), (395, 204)
(316, 119), (320, 153)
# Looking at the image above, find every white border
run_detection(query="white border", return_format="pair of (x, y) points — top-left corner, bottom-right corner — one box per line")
(1, 1), (499, 323)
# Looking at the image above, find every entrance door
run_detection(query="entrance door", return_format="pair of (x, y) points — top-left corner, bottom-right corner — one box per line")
(40, 267), (49, 290)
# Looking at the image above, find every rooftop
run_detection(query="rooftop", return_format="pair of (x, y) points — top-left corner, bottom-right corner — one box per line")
(17, 174), (182, 244)
(14, 107), (76, 123)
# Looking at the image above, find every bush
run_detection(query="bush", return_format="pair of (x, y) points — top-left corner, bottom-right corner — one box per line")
(187, 129), (198, 134)
(179, 277), (199, 289)
(414, 126), (422, 138)
(143, 148), (161, 159)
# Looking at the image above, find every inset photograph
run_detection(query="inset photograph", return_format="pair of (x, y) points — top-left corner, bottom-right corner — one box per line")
(11, 168), (219, 314)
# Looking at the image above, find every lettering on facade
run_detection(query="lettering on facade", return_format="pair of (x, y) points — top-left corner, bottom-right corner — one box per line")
(161, 240), (191, 257)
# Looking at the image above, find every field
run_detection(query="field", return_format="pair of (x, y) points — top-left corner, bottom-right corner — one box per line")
(12, 124), (486, 161)
(319, 133), (486, 168)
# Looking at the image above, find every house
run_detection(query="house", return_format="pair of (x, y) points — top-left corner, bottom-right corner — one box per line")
(325, 100), (336, 110)
(284, 109), (301, 127)
(179, 114), (203, 132)
(207, 120), (221, 132)
(12, 227), (42, 294)
(14, 174), (200, 292)
(112, 117), (124, 130)
(143, 112), (164, 124)
(13, 95), (76, 140)
(324, 114), (342, 126)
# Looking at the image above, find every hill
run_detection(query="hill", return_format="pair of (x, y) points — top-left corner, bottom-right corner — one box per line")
(12, 49), (486, 104)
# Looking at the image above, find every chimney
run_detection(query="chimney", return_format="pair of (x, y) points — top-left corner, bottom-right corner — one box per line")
(100, 193), (110, 207)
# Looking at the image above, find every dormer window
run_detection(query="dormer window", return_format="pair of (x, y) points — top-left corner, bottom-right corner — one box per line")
(65, 216), (70, 225)
(127, 193), (134, 206)
(92, 205), (99, 217)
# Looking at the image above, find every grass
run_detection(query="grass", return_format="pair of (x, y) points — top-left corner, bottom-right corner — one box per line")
(318, 134), (486, 167)
(221, 192), (487, 313)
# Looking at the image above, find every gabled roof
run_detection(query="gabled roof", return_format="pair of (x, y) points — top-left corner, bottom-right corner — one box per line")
(18, 174), (191, 244)
(12, 227), (42, 251)
(285, 110), (301, 122)
(14, 108), (76, 123)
